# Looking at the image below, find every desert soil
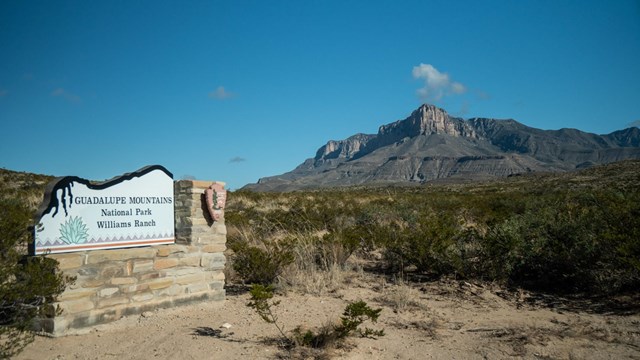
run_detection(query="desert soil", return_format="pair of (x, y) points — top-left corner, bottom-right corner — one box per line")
(15, 274), (640, 360)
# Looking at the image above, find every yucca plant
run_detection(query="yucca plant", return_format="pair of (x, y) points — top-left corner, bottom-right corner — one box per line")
(58, 216), (89, 245)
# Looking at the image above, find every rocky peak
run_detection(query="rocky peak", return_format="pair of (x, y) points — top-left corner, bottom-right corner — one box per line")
(313, 104), (480, 164)
(314, 133), (374, 162)
(378, 104), (477, 139)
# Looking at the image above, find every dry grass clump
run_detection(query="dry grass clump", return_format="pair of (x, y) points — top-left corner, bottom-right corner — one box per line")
(377, 278), (425, 313)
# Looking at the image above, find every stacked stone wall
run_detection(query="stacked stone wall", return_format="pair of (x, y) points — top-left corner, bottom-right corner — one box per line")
(37, 180), (226, 336)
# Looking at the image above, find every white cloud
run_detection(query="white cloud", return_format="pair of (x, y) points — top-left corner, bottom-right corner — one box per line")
(208, 86), (234, 100)
(412, 63), (466, 102)
(627, 120), (640, 128)
(51, 88), (81, 103)
(451, 82), (466, 94)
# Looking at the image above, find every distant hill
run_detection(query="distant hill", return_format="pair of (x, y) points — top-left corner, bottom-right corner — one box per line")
(0, 168), (53, 212)
(244, 104), (640, 191)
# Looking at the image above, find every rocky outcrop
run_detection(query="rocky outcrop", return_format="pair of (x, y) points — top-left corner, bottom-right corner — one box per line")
(244, 104), (640, 191)
(315, 133), (375, 164)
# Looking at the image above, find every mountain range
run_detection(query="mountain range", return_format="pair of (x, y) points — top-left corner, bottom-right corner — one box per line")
(244, 104), (640, 191)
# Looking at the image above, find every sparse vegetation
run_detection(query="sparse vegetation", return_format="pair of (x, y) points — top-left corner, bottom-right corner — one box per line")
(227, 160), (640, 295)
(0, 169), (71, 358)
(247, 284), (383, 353)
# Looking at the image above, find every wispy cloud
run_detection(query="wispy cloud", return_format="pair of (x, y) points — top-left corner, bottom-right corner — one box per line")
(208, 86), (235, 100)
(412, 63), (466, 102)
(0, 89), (7, 97)
(627, 120), (640, 128)
(229, 156), (246, 163)
(476, 90), (491, 100)
(51, 88), (81, 103)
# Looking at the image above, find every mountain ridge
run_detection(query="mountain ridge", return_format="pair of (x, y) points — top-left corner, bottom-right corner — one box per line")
(244, 104), (640, 191)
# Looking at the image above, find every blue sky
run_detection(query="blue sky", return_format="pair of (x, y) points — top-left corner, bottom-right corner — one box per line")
(1, 0), (639, 189)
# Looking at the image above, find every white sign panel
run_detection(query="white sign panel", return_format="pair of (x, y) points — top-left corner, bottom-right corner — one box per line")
(34, 165), (175, 255)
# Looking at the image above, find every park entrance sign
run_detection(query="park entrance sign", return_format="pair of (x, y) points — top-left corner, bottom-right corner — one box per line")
(34, 165), (175, 255)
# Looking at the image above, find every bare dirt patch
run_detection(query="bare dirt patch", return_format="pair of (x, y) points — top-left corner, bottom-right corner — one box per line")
(15, 275), (640, 359)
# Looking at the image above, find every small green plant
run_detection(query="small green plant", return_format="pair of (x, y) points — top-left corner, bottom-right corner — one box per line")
(334, 300), (384, 339)
(246, 284), (292, 348)
(247, 285), (384, 352)
(292, 322), (336, 348)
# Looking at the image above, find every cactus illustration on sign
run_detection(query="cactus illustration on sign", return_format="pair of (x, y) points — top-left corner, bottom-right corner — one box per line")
(59, 216), (89, 244)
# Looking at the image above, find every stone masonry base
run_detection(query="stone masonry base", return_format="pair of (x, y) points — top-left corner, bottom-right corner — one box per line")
(36, 180), (227, 336)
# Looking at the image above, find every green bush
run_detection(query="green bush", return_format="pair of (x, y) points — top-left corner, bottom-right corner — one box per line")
(0, 198), (71, 358)
(334, 300), (384, 339)
(383, 212), (465, 277)
(483, 191), (640, 293)
(230, 240), (294, 285)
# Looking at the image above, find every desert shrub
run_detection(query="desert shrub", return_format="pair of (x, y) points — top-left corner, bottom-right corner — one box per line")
(292, 322), (337, 349)
(279, 232), (353, 295)
(247, 284), (383, 352)
(317, 226), (363, 269)
(483, 190), (640, 293)
(227, 162), (640, 295)
(334, 300), (384, 339)
(383, 212), (466, 277)
(0, 198), (71, 358)
(229, 240), (295, 285)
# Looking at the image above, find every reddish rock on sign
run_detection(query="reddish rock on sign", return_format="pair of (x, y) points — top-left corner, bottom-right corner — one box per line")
(205, 183), (226, 221)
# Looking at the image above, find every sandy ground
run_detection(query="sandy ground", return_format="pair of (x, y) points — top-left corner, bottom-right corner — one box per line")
(15, 274), (640, 360)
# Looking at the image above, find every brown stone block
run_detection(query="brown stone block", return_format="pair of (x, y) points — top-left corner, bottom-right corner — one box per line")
(171, 268), (199, 276)
(155, 244), (188, 257)
(159, 284), (184, 297)
(98, 263), (126, 278)
(110, 277), (137, 285)
(178, 255), (201, 267)
(58, 288), (96, 301)
(201, 243), (227, 253)
(205, 271), (226, 282)
(185, 283), (209, 294)
(201, 253), (225, 270)
(81, 278), (105, 288)
(97, 296), (129, 309)
(132, 259), (154, 273)
(209, 282), (224, 291)
(146, 278), (174, 290)
(87, 248), (157, 264)
(122, 283), (150, 294)
(50, 253), (85, 270)
(212, 223), (227, 235)
(98, 287), (119, 297)
(184, 217), (210, 226)
(132, 293), (154, 303)
(175, 273), (205, 285)
(60, 299), (95, 314)
(154, 258), (179, 270)
(139, 272), (164, 281)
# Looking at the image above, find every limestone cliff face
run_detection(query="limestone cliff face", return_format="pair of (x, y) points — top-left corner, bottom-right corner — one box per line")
(379, 104), (476, 138)
(315, 133), (375, 163)
(245, 104), (640, 191)
(314, 104), (476, 164)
